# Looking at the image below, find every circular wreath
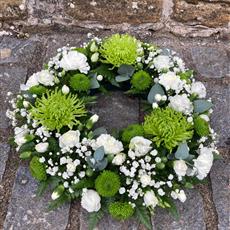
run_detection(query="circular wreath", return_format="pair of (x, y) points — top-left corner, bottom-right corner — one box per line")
(7, 34), (219, 229)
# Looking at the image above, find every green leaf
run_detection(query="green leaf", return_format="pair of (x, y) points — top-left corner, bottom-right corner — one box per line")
(48, 137), (60, 152)
(117, 64), (135, 76)
(175, 142), (189, 160)
(163, 197), (180, 220)
(115, 74), (131, 82)
(194, 100), (213, 114)
(19, 151), (32, 159)
(93, 127), (107, 137)
(48, 193), (70, 211)
(19, 142), (35, 153)
(147, 83), (165, 104)
(94, 146), (105, 161)
(135, 205), (152, 230)
(88, 210), (104, 230)
(90, 75), (100, 89)
(72, 178), (95, 190)
(36, 180), (49, 197)
(213, 152), (222, 160)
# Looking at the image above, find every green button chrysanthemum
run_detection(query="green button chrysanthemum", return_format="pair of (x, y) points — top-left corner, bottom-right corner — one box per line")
(30, 89), (87, 131)
(143, 107), (193, 152)
(109, 202), (134, 220)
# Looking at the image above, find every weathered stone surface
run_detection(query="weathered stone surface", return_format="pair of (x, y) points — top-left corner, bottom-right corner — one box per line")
(0, 143), (10, 182)
(65, 0), (162, 24)
(204, 81), (230, 147)
(152, 190), (205, 230)
(191, 47), (229, 78)
(210, 156), (230, 230)
(3, 166), (70, 230)
(173, 0), (230, 27)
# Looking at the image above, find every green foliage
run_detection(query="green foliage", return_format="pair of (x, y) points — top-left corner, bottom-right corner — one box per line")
(69, 73), (91, 92)
(109, 202), (134, 220)
(88, 209), (104, 230)
(122, 124), (144, 143)
(95, 170), (120, 197)
(131, 70), (152, 91)
(143, 108), (193, 151)
(30, 89), (87, 131)
(72, 178), (95, 190)
(135, 204), (152, 230)
(194, 116), (210, 137)
(29, 156), (47, 181)
(29, 85), (47, 95)
(99, 34), (138, 67)
(19, 141), (35, 153)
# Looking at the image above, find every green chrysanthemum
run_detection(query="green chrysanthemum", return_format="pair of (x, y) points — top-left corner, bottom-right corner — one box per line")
(122, 124), (144, 143)
(29, 156), (47, 181)
(143, 108), (193, 151)
(109, 202), (134, 220)
(30, 89), (87, 131)
(131, 70), (152, 91)
(194, 116), (210, 137)
(99, 34), (138, 67)
(69, 73), (91, 92)
(95, 170), (120, 197)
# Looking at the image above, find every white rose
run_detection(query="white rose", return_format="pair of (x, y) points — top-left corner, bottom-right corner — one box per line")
(37, 70), (55, 86)
(153, 55), (171, 71)
(173, 160), (188, 177)
(62, 85), (70, 94)
(59, 51), (90, 74)
(90, 114), (99, 123)
(129, 136), (152, 157)
(193, 147), (213, 180)
(169, 94), (193, 115)
(20, 73), (39, 91)
(140, 174), (151, 187)
(59, 130), (80, 148)
(94, 134), (123, 155)
(144, 190), (158, 208)
(35, 142), (49, 153)
(112, 153), (126, 165)
(191, 81), (206, 98)
(81, 189), (101, 212)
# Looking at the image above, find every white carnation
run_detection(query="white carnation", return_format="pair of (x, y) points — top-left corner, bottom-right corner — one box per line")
(59, 130), (80, 149)
(191, 81), (206, 98)
(14, 126), (28, 147)
(144, 190), (158, 208)
(81, 189), (101, 212)
(129, 136), (152, 157)
(173, 160), (188, 177)
(112, 153), (126, 165)
(153, 55), (171, 71)
(169, 94), (193, 115)
(37, 70), (55, 86)
(20, 73), (39, 91)
(59, 51), (90, 74)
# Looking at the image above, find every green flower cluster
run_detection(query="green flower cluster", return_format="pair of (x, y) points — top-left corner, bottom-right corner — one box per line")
(69, 73), (91, 92)
(122, 124), (144, 143)
(109, 202), (134, 220)
(143, 108), (193, 151)
(131, 70), (152, 91)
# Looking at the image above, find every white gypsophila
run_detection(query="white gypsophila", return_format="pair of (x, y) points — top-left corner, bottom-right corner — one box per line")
(14, 126), (28, 147)
(169, 94), (193, 115)
(59, 130), (80, 149)
(94, 134), (123, 155)
(193, 147), (214, 180)
(35, 142), (49, 153)
(59, 51), (90, 73)
(191, 81), (206, 98)
(20, 73), (39, 91)
(173, 160), (188, 177)
(140, 174), (151, 187)
(158, 71), (184, 93)
(37, 70), (55, 86)
(171, 189), (187, 203)
(112, 153), (126, 165)
(153, 55), (171, 71)
(144, 190), (158, 208)
(129, 136), (152, 157)
(81, 189), (101, 212)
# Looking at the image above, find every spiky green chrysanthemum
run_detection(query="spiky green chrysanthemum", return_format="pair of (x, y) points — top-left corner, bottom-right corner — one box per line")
(30, 89), (87, 131)
(194, 116), (210, 137)
(109, 202), (134, 220)
(143, 108), (193, 151)
(122, 124), (144, 143)
(69, 73), (91, 92)
(100, 34), (138, 67)
(29, 156), (47, 181)
(95, 170), (120, 197)
(131, 70), (152, 91)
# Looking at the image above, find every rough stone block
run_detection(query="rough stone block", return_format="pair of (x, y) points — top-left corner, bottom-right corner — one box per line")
(0, 143), (10, 182)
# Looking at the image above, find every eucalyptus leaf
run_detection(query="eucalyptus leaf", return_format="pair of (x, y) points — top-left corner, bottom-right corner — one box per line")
(115, 74), (131, 82)
(147, 83), (165, 104)
(194, 100), (213, 114)
(93, 127), (107, 137)
(118, 64), (135, 76)
(94, 146), (105, 161)
(90, 76), (100, 89)
(175, 142), (189, 160)
(97, 158), (108, 171)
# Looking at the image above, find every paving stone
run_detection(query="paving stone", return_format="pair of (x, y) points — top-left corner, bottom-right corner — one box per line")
(3, 166), (70, 230)
(191, 47), (229, 78)
(0, 143), (10, 182)
(152, 190), (206, 230)
(210, 156), (230, 230)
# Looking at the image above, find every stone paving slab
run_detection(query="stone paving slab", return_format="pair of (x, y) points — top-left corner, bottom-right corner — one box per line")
(0, 143), (10, 183)
(152, 190), (205, 230)
(3, 166), (70, 230)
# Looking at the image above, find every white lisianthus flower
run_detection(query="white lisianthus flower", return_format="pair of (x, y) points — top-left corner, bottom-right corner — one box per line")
(14, 126), (28, 147)
(112, 153), (126, 165)
(193, 147), (213, 180)
(159, 71), (184, 93)
(153, 55), (171, 71)
(140, 174), (151, 187)
(144, 190), (158, 208)
(37, 70), (55, 86)
(62, 85), (70, 94)
(90, 114), (99, 123)
(81, 189), (101, 212)
(20, 73), (39, 91)
(59, 51), (90, 74)
(173, 160), (188, 177)
(59, 130), (80, 148)
(191, 81), (206, 98)
(169, 94), (193, 115)
(35, 142), (49, 153)
(171, 189), (187, 203)
(94, 134), (123, 155)
(129, 136), (152, 157)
